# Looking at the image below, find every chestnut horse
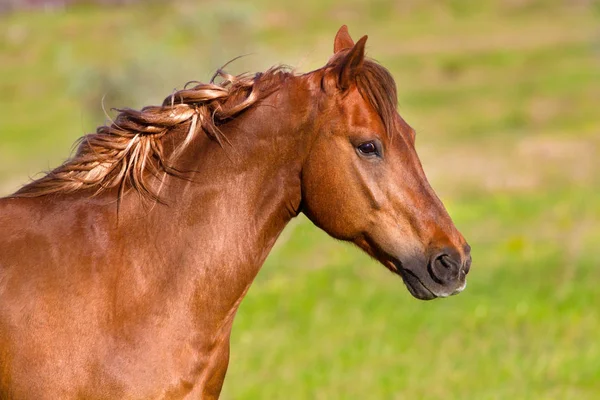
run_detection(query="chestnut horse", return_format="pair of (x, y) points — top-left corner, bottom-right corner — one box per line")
(0, 26), (471, 399)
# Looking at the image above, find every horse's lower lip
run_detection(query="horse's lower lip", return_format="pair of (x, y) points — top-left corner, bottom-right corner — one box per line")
(396, 267), (437, 301)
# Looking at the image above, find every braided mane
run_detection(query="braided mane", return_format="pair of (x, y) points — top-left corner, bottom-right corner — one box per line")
(14, 67), (290, 201)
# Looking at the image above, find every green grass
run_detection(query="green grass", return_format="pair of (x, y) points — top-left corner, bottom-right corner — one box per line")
(1, 1), (599, 398)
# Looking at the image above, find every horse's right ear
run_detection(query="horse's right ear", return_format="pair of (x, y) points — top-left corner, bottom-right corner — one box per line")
(334, 25), (355, 53)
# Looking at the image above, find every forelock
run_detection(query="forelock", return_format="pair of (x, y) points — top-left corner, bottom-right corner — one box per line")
(355, 59), (400, 138)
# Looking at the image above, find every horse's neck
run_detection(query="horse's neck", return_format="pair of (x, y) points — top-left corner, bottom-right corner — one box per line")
(122, 77), (313, 323)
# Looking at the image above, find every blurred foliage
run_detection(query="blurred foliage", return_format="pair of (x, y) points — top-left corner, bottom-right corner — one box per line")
(0, 0), (149, 14)
(1, 0), (599, 398)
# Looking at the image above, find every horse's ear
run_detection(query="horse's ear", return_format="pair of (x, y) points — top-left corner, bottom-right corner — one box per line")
(334, 25), (355, 53)
(335, 35), (368, 90)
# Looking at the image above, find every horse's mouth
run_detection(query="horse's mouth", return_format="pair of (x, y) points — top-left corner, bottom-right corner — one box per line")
(397, 268), (438, 300)
(387, 260), (437, 300)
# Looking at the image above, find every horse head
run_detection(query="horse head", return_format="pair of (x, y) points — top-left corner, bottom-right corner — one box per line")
(301, 26), (471, 300)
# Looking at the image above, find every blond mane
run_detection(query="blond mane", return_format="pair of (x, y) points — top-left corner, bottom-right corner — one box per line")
(14, 67), (290, 201)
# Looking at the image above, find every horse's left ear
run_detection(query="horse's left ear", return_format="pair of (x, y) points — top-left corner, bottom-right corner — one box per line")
(334, 25), (355, 53)
(335, 35), (368, 90)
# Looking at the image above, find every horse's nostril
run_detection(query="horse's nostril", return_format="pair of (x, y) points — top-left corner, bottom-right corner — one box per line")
(437, 254), (454, 269)
(429, 253), (461, 284)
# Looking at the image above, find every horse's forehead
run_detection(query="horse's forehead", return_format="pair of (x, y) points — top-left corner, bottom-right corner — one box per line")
(335, 88), (385, 130)
(334, 88), (416, 143)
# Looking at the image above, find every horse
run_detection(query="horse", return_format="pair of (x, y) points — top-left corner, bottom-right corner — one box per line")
(0, 25), (471, 399)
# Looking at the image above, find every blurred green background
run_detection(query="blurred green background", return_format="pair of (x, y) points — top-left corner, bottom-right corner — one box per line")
(1, 0), (599, 398)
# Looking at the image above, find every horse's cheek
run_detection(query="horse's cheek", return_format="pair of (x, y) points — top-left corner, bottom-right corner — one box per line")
(301, 147), (360, 241)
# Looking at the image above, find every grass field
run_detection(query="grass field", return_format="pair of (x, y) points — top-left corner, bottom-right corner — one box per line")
(1, 1), (599, 398)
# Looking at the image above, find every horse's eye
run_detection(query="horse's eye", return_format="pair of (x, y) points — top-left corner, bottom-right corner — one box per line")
(357, 141), (378, 156)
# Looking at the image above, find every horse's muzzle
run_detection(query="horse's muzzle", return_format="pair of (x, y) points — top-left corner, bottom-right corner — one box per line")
(395, 246), (471, 300)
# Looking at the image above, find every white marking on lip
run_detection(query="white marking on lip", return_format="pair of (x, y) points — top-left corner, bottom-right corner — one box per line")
(433, 280), (467, 298)
(451, 280), (467, 295)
